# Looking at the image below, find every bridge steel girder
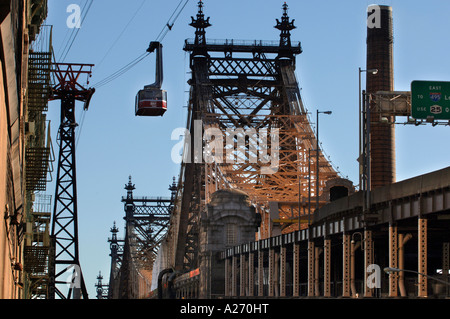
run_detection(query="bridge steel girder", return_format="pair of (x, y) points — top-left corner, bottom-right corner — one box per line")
(388, 223), (398, 297)
(418, 217), (428, 297)
(342, 233), (351, 297)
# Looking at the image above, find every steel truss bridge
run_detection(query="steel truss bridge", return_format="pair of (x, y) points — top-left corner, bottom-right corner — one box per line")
(164, 1), (342, 274)
(107, 177), (177, 299)
(107, 3), (450, 299)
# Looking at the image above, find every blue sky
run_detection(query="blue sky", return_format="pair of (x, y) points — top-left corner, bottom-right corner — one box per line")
(42, 0), (450, 297)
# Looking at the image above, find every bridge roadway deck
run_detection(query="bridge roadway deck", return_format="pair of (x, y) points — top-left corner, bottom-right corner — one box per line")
(221, 166), (450, 258)
(168, 167), (450, 299)
(212, 166), (450, 299)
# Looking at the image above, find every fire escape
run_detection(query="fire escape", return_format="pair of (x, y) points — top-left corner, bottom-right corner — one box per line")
(23, 18), (54, 298)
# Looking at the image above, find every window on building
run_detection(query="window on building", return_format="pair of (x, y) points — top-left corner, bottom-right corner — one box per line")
(226, 224), (237, 246)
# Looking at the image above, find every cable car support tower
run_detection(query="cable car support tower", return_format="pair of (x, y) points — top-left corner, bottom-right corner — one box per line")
(48, 63), (95, 299)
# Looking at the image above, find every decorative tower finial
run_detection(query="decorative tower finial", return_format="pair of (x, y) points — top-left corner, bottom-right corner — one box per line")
(275, 2), (297, 60)
(109, 221), (119, 255)
(169, 176), (177, 202)
(125, 175), (135, 194)
(95, 271), (106, 299)
(124, 176), (135, 218)
(189, 0), (211, 56)
(110, 221), (119, 234)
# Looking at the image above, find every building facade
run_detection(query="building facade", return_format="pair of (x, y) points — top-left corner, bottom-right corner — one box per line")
(0, 0), (49, 299)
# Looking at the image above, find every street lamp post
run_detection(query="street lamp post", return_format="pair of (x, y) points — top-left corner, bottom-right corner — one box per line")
(308, 148), (311, 226)
(316, 110), (332, 211)
(358, 68), (378, 190)
(384, 267), (450, 288)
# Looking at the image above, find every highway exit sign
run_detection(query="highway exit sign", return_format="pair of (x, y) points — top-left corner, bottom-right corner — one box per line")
(411, 80), (450, 120)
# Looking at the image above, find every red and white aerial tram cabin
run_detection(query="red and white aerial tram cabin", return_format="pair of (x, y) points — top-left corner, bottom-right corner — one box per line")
(135, 87), (167, 116)
(135, 41), (167, 116)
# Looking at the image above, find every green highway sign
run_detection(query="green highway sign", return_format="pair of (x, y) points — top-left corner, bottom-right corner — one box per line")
(411, 80), (450, 120)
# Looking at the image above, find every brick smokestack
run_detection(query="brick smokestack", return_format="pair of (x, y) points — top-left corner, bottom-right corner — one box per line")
(366, 5), (396, 188)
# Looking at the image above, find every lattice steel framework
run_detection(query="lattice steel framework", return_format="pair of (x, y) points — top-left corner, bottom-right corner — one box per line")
(170, 2), (339, 272)
(48, 63), (95, 299)
(118, 177), (176, 298)
(107, 222), (123, 299)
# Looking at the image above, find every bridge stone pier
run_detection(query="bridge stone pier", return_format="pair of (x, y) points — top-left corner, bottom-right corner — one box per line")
(198, 189), (260, 298)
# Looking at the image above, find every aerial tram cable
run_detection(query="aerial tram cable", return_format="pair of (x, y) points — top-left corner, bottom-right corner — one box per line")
(92, 52), (150, 89)
(155, 0), (190, 42)
(91, 0), (191, 90)
(58, 0), (94, 62)
(95, 0), (147, 71)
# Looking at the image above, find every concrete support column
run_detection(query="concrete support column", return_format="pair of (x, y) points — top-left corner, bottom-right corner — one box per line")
(225, 257), (231, 297)
(443, 242), (449, 297)
(350, 237), (361, 297)
(307, 240), (315, 297)
(398, 233), (412, 297)
(231, 255), (238, 297)
(364, 229), (374, 297)
(293, 242), (300, 297)
(314, 246), (322, 297)
(443, 243), (450, 275)
(274, 249), (279, 297)
(418, 217), (428, 297)
(248, 251), (255, 297)
(323, 238), (331, 297)
(342, 234), (351, 297)
(280, 245), (286, 297)
(388, 224), (398, 297)
(240, 253), (247, 297)
(258, 249), (264, 297)
(268, 247), (275, 297)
